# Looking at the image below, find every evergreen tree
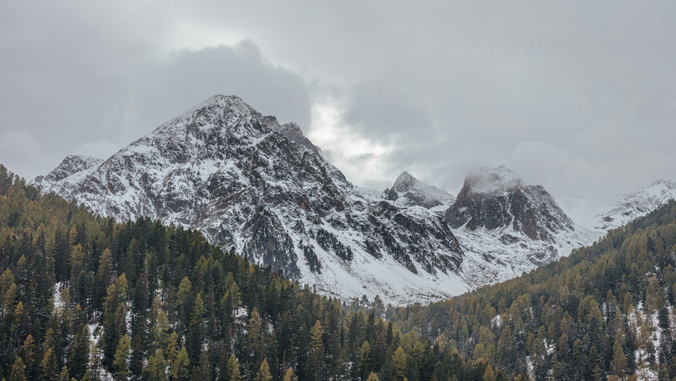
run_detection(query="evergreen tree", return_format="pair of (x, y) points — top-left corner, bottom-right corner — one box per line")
(359, 341), (372, 379)
(68, 325), (90, 380)
(612, 335), (627, 377)
(56, 366), (69, 381)
(255, 359), (272, 381)
(19, 335), (35, 379)
(113, 334), (131, 381)
(308, 320), (325, 381)
(392, 347), (408, 380)
(171, 347), (190, 381)
(192, 351), (210, 380)
(41, 348), (58, 381)
(282, 367), (297, 381)
(9, 357), (27, 381)
(143, 350), (167, 381)
(225, 354), (241, 381)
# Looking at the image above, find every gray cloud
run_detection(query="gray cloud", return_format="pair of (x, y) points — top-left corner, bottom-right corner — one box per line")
(0, 2), (311, 179)
(120, 41), (311, 143)
(1, 0), (676, 198)
(343, 82), (435, 145)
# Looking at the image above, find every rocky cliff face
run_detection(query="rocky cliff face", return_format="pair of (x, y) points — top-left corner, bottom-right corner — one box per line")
(442, 166), (596, 288)
(446, 166), (574, 241)
(32, 95), (467, 305)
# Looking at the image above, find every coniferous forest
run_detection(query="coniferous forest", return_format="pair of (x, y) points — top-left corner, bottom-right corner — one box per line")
(2, 159), (676, 381)
(0, 166), (507, 381)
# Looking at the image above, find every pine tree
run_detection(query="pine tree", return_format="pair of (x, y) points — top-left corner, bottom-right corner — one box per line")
(282, 367), (297, 381)
(248, 307), (267, 369)
(95, 249), (113, 309)
(612, 335), (627, 377)
(308, 320), (325, 381)
(393, 347), (408, 380)
(9, 357), (27, 381)
(367, 372), (380, 381)
(143, 350), (167, 381)
(191, 293), (205, 326)
(68, 325), (90, 380)
(226, 354), (241, 381)
(171, 347), (190, 381)
(102, 274), (128, 368)
(192, 351), (210, 380)
(189, 293), (206, 363)
(483, 364), (496, 381)
(41, 347), (58, 381)
(56, 366), (70, 381)
(90, 342), (102, 381)
(255, 359), (273, 381)
(19, 335), (35, 379)
(129, 335), (143, 378)
(113, 334), (131, 380)
(360, 341), (372, 379)
(166, 331), (179, 365)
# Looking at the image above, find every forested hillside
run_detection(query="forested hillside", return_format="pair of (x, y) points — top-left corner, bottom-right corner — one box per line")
(391, 198), (676, 380)
(0, 164), (512, 381)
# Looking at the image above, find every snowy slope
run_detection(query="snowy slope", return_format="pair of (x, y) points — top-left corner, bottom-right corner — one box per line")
(32, 155), (104, 197)
(32, 95), (469, 305)
(557, 179), (676, 234)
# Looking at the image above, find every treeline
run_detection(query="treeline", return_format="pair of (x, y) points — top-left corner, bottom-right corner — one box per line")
(0, 164), (516, 381)
(390, 198), (676, 380)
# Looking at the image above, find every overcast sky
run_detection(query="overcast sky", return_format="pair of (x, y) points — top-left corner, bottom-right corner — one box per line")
(1, 0), (675, 197)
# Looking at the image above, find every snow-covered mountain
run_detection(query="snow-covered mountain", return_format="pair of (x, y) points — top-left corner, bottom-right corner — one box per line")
(32, 155), (103, 196)
(443, 166), (599, 287)
(557, 179), (676, 234)
(385, 171), (455, 210)
(32, 95), (469, 305)
(36, 95), (670, 304)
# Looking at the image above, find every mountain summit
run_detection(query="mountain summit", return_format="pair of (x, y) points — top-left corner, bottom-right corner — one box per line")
(446, 165), (574, 240)
(386, 171), (455, 209)
(442, 166), (596, 287)
(32, 95), (467, 304)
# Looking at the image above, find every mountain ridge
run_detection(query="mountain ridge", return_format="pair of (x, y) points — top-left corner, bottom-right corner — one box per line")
(30, 95), (468, 305)
(31, 94), (676, 304)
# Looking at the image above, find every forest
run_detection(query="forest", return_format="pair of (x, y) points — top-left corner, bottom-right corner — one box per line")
(390, 197), (676, 380)
(2, 162), (676, 380)
(0, 165), (509, 381)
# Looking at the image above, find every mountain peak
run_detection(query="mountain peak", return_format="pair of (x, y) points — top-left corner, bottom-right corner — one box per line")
(387, 171), (454, 209)
(30, 154), (104, 195)
(194, 94), (245, 108)
(447, 165), (573, 242)
(392, 171), (416, 190)
(463, 165), (526, 195)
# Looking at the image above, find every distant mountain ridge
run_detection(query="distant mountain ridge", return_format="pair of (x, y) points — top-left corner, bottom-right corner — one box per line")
(32, 95), (676, 304)
(557, 178), (676, 233)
